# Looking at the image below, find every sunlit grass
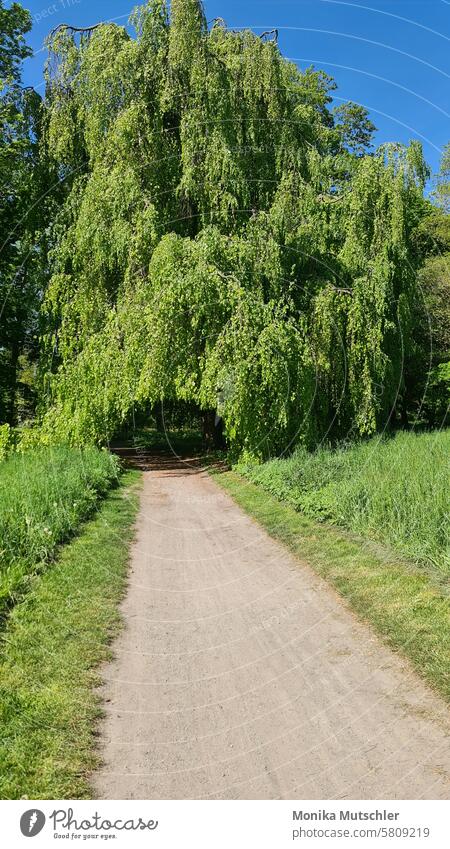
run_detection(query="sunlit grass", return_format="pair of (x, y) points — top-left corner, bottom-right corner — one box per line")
(238, 430), (449, 583)
(0, 470), (141, 800)
(0, 446), (120, 618)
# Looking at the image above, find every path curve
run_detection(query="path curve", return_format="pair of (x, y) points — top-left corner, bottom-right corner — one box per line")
(94, 456), (450, 800)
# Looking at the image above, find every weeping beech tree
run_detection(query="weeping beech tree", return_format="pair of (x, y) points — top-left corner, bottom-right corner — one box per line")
(39, 0), (428, 456)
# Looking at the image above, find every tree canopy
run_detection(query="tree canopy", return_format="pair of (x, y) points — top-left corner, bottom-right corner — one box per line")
(5, 0), (437, 455)
(0, 1), (50, 425)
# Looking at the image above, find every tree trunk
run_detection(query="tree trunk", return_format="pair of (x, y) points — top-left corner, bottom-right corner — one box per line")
(154, 401), (164, 432)
(202, 409), (225, 449)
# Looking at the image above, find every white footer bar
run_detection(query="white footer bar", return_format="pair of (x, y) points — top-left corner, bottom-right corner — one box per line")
(2, 799), (448, 848)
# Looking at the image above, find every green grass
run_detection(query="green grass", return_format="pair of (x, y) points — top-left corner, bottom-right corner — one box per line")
(213, 470), (450, 701)
(238, 430), (450, 583)
(0, 470), (141, 800)
(0, 445), (120, 618)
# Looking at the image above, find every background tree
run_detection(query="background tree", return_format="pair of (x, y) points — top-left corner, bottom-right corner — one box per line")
(333, 101), (377, 155)
(405, 146), (450, 427)
(0, 1), (48, 425)
(432, 141), (450, 213)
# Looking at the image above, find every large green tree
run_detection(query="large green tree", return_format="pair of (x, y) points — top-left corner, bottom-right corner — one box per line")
(0, 1), (47, 425)
(39, 0), (429, 456)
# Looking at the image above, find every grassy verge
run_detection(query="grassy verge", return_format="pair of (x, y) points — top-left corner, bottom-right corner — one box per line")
(0, 446), (120, 619)
(213, 470), (450, 702)
(238, 430), (449, 583)
(0, 469), (141, 800)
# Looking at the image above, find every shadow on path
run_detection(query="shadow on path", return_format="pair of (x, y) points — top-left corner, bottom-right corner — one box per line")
(110, 445), (227, 475)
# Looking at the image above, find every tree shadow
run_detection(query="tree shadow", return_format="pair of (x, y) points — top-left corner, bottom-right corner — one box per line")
(110, 445), (228, 475)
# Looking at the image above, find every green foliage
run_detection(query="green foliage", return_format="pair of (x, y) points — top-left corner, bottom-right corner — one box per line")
(0, 471), (140, 799)
(406, 158), (450, 427)
(0, 1), (31, 80)
(239, 429), (450, 579)
(38, 1), (430, 456)
(433, 141), (450, 213)
(0, 1), (51, 426)
(0, 445), (120, 618)
(0, 423), (12, 461)
(419, 251), (450, 356)
(333, 101), (377, 154)
(423, 362), (450, 427)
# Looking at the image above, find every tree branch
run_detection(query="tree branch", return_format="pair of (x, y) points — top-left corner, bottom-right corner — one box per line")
(317, 193), (343, 204)
(48, 23), (104, 39)
(331, 286), (353, 295)
(260, 29), (278, 43)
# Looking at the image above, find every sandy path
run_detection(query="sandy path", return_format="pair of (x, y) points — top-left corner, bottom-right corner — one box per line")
(94, 456), (450, 800)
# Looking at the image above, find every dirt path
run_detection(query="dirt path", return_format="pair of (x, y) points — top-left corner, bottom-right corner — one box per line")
(94, 456), (450, 800)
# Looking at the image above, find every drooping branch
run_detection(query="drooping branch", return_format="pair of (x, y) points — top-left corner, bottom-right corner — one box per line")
(48, 23), (104, 39)
(260, 29), (278, 43)
(331, 287), (353, 295)
(210, 17), (277, 42)
(317, 193), (343, 204)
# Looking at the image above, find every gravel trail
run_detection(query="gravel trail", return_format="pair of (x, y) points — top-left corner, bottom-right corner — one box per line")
(94, 456), (450, 800)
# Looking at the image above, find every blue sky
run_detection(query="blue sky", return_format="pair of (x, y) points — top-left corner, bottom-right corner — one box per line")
(21, 0), (449, 177)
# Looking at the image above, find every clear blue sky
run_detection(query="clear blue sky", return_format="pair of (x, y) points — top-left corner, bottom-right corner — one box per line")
(21, 0), (450, 177)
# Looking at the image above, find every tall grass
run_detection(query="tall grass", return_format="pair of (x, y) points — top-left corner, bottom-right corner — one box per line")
(0, 470), (141, 799)
(239, 430), (449, 580)
(0, 445), (120, 617)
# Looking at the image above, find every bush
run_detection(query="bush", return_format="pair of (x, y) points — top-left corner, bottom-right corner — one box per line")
(422, 361), (450, 428)
(239, 430), (450, 579)
(0, 445), (120, 618)
(0, 424), (13, 463)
